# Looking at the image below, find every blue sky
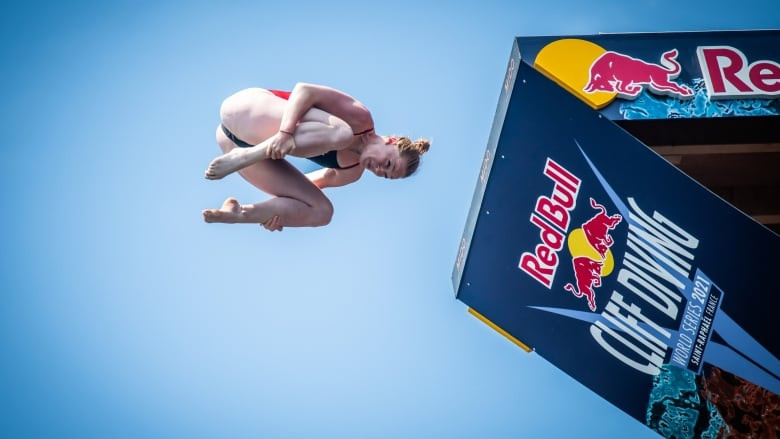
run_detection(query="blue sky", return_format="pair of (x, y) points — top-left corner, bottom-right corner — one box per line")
(1, 1), (777, 437)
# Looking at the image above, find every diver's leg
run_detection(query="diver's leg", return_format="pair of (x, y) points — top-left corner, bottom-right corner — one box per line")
(203, 155), (334, 227)
(205, 108), (352, 180)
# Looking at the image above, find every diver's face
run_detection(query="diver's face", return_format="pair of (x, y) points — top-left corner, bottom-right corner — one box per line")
(361, 142), (405, 179)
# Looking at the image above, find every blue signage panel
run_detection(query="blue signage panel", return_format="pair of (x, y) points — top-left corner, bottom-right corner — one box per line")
(454, 57), (779, 437)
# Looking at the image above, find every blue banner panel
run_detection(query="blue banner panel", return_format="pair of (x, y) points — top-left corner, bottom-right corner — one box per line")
(515, 30), (780, 120)
(454, 59), (779, 438)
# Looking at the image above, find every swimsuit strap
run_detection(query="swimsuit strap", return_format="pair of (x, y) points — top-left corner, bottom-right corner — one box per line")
(353, 128), (374, 136)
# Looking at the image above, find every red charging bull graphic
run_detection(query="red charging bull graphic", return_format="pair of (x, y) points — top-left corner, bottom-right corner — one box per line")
(564, 256), (603, 311)
(564, 198), (623, 311)
(584, 49), (694, 100)
(582, 198), (623, 258)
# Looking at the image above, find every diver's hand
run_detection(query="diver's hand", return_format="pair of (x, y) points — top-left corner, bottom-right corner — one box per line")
(260, 215), (283, 232)
(266, 131), (296, 160)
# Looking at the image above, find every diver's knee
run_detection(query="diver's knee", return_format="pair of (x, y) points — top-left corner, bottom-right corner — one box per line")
(312, 198), (334, 226)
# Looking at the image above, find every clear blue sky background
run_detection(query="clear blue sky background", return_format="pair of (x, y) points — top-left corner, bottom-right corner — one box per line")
(1, 1), (777, 437)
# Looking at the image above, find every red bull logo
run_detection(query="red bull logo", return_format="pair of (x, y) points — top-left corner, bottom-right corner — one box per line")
(518, 159), (624, 311)
(533, 39), (694, 109)
(584, 49), (693, 100)
(564, 198), (623, 311)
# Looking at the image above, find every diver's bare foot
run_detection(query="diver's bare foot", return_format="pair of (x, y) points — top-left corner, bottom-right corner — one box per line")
(203, 197), (242, 223)
(205, 148), (249, 179)
(205, 143), (270, 179)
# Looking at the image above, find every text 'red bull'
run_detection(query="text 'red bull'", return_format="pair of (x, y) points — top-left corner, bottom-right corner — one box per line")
(519, 158), (581, 288)
(696, 45), (780, 99)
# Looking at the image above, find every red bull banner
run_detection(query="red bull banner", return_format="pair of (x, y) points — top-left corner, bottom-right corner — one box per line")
(453, 41), (779, 438)
(514, 30), (780, 120)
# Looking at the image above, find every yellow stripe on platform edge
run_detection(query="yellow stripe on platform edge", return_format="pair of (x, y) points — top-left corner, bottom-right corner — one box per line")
(468, 308), (532, 353)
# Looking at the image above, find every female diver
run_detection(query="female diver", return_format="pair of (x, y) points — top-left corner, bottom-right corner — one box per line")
(202, 83), (430, 231)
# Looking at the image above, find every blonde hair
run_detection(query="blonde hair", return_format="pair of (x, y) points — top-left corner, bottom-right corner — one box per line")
(395, 136), (431, 177)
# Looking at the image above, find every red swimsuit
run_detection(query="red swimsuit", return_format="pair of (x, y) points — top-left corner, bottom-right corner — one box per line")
(269, 89), (291, 100)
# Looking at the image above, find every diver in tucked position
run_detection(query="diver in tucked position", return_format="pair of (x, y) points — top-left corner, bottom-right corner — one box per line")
(203, 83), (430, 231)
